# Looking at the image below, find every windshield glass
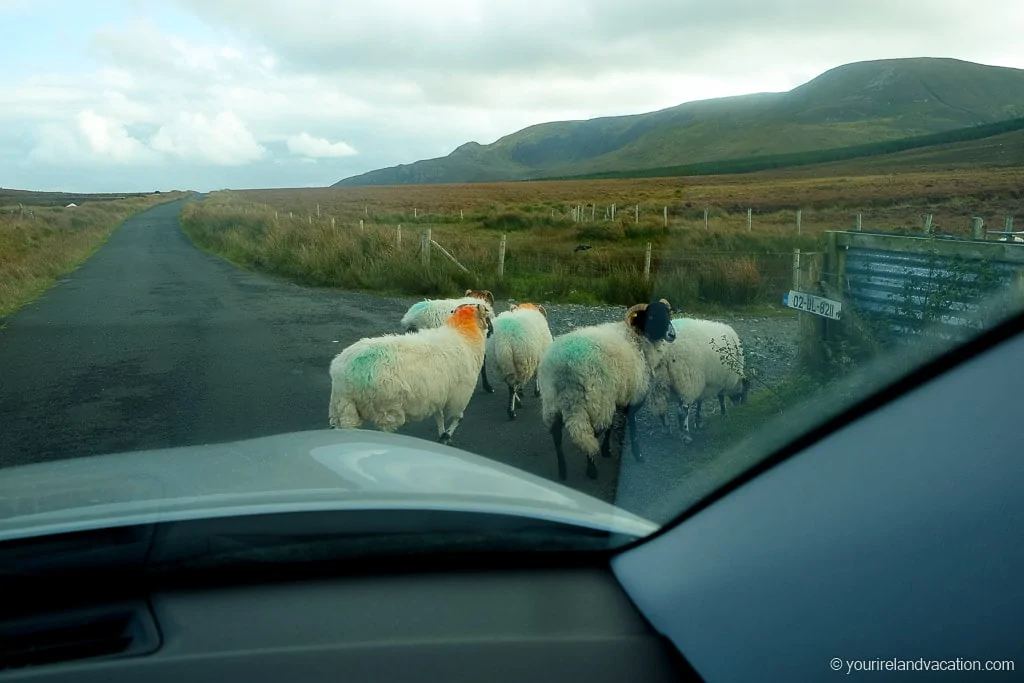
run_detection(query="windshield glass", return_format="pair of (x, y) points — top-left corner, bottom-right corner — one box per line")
(1, 1), (1022, 548)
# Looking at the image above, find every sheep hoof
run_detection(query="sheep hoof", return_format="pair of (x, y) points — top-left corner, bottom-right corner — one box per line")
(585, 460), (598, 480)
(534, 387), (541, 397)
(507, 409), (517, 420)
(438, 433), (452, 445)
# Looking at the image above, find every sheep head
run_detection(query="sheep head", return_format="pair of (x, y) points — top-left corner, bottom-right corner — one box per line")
(626, 300), (675, 343)
(513, 302), (548, 317)
(449, 302), (493, 339)
(465, 289), (495, 306)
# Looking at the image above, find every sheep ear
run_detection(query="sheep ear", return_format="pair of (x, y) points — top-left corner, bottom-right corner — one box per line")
(538, 305), (547, 317)
(482, 290), (494, 305)
(464, 289), (473, 296)
(509, 304), (519, 312)
(626, 303), (648, 331)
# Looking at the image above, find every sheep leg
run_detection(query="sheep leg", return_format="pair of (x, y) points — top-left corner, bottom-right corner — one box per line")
(626, 404), (644, 463)
(550, 414), (567, 481)
(718, 390), (728, 417)
(678, 401), (693, 444)
(693, 399), (704, 430)
(534, 379), (541, 398)
(439, 413), (464, 445)
(434, 412), (447, 439)
(507, 385), (521, 420)
(607, 410), (627, 459)
(480, 365), (495, 394)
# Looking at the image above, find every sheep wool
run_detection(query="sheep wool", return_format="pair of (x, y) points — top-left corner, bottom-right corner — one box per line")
(648, 317), (747, 440)
(329, 303), (490, 443)
(484, 303), (553, 419)
(400, 289), (495, 332)
(538, 300), (676, 481)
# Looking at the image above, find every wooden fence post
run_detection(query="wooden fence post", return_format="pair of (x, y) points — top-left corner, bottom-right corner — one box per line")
(1006, 216), (1015, 237)
(316, 203), (320, 219)
(971, 217), (984, 240)
(498, 234), (507, 278)
(796, 209), (802, 235)
(663, 206), (668, 227)
(591, 204), (596, 221)
(420, 230), (430, 266)
(611, 203), (616, 220)
(792, 248), (801, 289)
(460, 209), (464, 221)
(704, 207), (709, 231)
(359, 219), (364, 231)
(308, 216), (312, 225)
(856, 213), (862, 231)
(643, 243), (652, 282)
(924, 214), (933, 235)
(635, 204), (639, 223)
(746, 208), (752, 232)
(289, 211), (293, 219)
(397, 225), (402, 246)
(274, 211), (278, 221)
(331, 217), (335, 229)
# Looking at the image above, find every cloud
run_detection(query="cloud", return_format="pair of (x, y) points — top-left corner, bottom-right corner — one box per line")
(151, 111), (266, 165)
(286, 133), (357, 158)
(28, 110), (153, 165)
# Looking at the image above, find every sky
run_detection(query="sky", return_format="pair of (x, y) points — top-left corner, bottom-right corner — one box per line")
(2, 0), (1023, 193)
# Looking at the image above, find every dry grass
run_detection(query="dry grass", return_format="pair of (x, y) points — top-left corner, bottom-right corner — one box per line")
(181, 167), (1022, 310)
(0, 193), (187, 318)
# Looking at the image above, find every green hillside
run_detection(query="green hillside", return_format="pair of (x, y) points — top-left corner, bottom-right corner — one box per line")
(334, 57), (1024, 187)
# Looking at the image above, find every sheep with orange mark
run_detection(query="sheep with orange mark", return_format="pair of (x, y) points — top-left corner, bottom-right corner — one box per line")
(537, 300), (676, 481)
(329, 303), (493, 444)
(400, 288), (499, 393)
(484, 303), (553, 419)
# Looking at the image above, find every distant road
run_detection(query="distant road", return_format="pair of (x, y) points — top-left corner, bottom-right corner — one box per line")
(0, 199), (773, 520)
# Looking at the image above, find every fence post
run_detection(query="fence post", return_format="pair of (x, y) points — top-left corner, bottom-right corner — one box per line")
(359, 219), (364, 231)
(796, 209), (802, 235)
(971, 217), (984, 240)
(591, 204), (596, 221)
(663, 206), (668, 227)
(289, 211), (293, 219)
(924, 214), (933, 235)
(397, 224), (402, 246)
(460, 209), (464, 221)
(856, 213), (862, 231)
(643, 242), (652, 282)
(1006, 216), (1015, 238)
(420, 230), (430, 266)
(704, 207), (709, 231)
(746, 208), (752, 232)
(792, 249), (801, 289)
(330, 217), (335, 229)
(611, 203), (616, 220)
(274, 211), (278, 221)
(308, 216), (312, 225)
(498, 234), (507, 278)
(635, 204), (639, 223)
(364, 206), (368, 217)
(316, 203), (320, 219)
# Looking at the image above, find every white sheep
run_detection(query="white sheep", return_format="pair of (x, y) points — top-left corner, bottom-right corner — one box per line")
(537, 300), (676, 481)
(484, 303), (553, 419)
(400, 288), (498, 392)
(400, 289), (496, 332)
(329, 302), (492, 444)
(648, 317), (749, 442)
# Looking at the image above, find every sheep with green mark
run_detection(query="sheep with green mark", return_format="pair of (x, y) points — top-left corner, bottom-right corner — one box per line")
(484, 303), (553, 420)
(329, 303), (493, 444)
(537, 300), (676, 481)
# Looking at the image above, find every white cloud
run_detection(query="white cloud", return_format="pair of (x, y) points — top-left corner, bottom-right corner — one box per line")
(28, 110), (153, 165)
(151, 111), (266, 165)
(286, 132), (357, 158)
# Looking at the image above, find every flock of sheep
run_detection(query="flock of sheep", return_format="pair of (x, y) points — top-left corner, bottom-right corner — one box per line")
(328, 289), (750, 482)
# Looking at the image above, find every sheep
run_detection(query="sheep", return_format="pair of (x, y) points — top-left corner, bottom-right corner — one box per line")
(537, 299), (676, 481)
(484, 303), (553, 420)
(400, 289), (498, 393)
(647, 316), (749, 442)
(400, 289), (496, 332)
(329, 302), (493, 444)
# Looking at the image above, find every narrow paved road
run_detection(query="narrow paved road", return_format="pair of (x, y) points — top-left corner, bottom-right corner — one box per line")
(0, 199), (770, 520)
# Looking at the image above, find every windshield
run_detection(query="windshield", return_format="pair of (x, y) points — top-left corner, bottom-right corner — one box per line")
(1, 2), (1022, 551)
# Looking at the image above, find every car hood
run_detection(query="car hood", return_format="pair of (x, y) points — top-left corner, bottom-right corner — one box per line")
(0, 430), (658, 542)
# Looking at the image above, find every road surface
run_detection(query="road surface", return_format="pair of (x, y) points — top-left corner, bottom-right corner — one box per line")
(0, 199), (780, 520)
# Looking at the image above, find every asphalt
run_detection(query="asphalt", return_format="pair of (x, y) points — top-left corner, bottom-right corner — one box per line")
(0, 199), (771, 520)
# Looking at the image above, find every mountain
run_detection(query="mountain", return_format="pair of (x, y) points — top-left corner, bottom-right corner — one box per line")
(334, 58), (1024, 186)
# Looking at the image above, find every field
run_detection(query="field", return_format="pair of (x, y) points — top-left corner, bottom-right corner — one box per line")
(0, 192), (188, 318)
(181, 166), (1024, 311)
